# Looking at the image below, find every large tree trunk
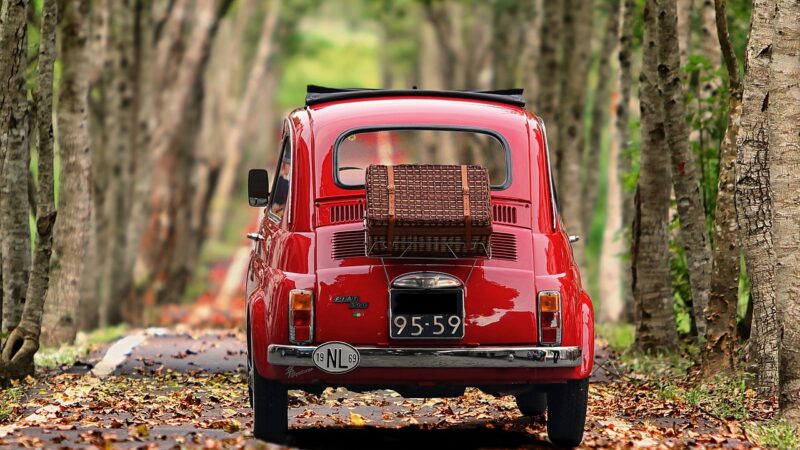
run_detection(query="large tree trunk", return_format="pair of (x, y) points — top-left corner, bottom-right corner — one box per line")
(734, 0), (779, 399)
(633, 0), (679, 351)
(769, 0), (800, 422)
(0, 0), (31, 336)
(556, 0), (593, 263)
(40, 0), (92, 346)
(703, 0), (741, 373)
(1, 0), (57, 380)
(657, 0), (713, 346)
(582, 0), (621, 239)
(616, 0), (636, 323)
(537, 0), (562, 183)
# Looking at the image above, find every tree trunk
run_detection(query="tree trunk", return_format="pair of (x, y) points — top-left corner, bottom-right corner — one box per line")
(617, 0), (636, 323)
(657, 0), (713, 346)
(556, 0), (593, 265)
(0, 0), (31, 336)
(677, 0), (694, 65)
(769, 0), (800, 422)
(599, 85), (623, 322)
(703, 0), (741, 374)
(582, 0), (621, 238)
(1, 0), (57, 380)
(537, 0), (561, 184)
(633, 0), (679, 351)
(734, 0), (779, 399)
(98, 0), (137, 328)
(40, 0), (92, 346)
(207, 0), (280, 242)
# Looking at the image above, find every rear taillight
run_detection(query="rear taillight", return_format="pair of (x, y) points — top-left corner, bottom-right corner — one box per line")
(538, 291), (561, 345)
(289, 289), (313, 344)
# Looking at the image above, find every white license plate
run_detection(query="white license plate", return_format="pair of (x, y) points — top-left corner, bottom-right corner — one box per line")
(312, 341), (360, 374)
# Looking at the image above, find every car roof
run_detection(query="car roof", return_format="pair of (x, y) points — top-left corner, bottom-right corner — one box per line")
(305, 85), (527, 108)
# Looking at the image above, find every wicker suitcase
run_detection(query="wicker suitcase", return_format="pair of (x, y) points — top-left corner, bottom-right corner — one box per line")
(365, 164), (492, 258)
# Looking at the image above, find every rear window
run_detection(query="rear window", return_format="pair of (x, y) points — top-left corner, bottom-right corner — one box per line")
(334, 128), (509, 189)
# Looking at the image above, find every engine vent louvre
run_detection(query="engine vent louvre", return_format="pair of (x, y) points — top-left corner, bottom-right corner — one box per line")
(330, 203), (364, 224)
(492, 204), (518, 225)
(490, 232), (517, 261)
(331, 230), (518, 261)
(332, 230), (366, 259)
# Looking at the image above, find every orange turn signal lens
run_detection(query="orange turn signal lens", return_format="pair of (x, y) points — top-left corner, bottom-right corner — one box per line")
(539, 291), (560, 312)
(290, 290), (312, 311)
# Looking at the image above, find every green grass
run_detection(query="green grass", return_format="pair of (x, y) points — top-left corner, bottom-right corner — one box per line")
(595, 322), (635, 354)
(0, 387), (23, 423)
(34, 324), (128, 369)
(747, 420), (800, 450)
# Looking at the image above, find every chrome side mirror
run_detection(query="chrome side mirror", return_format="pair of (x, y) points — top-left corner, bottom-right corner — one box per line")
(568, 235), (580, 243)
(248, 169), (270, 207)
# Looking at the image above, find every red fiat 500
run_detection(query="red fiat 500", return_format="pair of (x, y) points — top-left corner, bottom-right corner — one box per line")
(245, 86), (594, 447)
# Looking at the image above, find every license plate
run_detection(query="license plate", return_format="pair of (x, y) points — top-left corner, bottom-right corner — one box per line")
(390, 313), (465, 339)
(389, 288), (464, 339)
(313, 341), (360, 374)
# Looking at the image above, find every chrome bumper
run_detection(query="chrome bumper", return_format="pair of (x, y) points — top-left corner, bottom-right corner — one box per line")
(267, 344), (582, 369)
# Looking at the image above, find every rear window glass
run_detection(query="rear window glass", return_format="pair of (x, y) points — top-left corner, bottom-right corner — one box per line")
(335, 128), (509, 188)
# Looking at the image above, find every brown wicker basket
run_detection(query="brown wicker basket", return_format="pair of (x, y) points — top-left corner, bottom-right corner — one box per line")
(365, 164), (492, 258)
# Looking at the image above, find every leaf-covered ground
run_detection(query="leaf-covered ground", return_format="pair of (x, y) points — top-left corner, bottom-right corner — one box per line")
(0, 330), (788, 449)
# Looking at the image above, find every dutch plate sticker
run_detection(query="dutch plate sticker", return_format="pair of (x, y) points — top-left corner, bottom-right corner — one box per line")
(312, 341), (360, 374)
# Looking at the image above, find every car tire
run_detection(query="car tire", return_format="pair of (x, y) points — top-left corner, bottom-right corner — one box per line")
(251, 371), (288, 443)
(546, 377), (589, 448)
(515, 391), (547, 416)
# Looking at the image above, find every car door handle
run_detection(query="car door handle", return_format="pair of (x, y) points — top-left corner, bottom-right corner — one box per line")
(247, 233), (265, 242)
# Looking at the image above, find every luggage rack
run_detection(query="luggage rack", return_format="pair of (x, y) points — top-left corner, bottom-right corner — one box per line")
(364, 235), (491, 287)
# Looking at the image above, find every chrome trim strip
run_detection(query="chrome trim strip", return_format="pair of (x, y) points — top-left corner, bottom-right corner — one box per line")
(268, 344), (582, 369)
(537, 117), (558, 232)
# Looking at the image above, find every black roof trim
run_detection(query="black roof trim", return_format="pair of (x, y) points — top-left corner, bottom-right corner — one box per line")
(305, 85), (526, 107)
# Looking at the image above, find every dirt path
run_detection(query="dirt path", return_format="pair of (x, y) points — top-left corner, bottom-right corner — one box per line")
(0, 330), (768, 449)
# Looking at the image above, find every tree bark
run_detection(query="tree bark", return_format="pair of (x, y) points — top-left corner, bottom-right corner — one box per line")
(0, 0), (31, 336)
(734, 0), (779, 398)
(537, 0), (562, 184)
(677, 0), (694, 65)
(40, 0), (92, 346)
(617, 0), (636, 323)
(583, 0), (621, 238)
(633, 0), (679, 351)
(556, 0), (593, 265)
(1, 0), (57, 380)
(769, 0), (800, 422)
(704, 0), (741, 373)
(657, 0), (713, 346)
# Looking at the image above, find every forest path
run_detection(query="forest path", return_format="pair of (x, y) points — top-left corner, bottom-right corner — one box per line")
(0, 329), (762, 449)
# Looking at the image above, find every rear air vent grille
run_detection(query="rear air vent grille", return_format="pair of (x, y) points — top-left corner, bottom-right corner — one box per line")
(330, 203), (364, 224)
(492, 204), (518, 225)
(490, 232), (517, 261)
(332, 230), (366, 259)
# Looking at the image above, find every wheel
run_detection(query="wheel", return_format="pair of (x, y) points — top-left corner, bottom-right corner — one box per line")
(251, 369), (288, 443)
(546, 378), (589, 448)
(515, 391), (547, 416)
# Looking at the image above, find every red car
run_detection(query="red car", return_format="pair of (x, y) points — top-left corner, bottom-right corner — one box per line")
(245, 86), (594, 447)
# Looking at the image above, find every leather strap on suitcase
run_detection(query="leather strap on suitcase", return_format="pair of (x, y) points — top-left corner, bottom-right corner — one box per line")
(387, 166), (396, 250)
(461, 165), (473, 249)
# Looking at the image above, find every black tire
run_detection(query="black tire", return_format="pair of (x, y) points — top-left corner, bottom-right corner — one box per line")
(546, 378), (589, 448)
(515, 391), (547, 416)
(251, 371), (288, 443)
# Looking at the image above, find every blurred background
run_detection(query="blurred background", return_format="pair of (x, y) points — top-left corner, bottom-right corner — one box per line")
(1, 0), (754, 349)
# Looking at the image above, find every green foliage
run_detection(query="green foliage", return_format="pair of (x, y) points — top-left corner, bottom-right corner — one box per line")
(596, 322), (635, 354)
(747, 420), (800, 450)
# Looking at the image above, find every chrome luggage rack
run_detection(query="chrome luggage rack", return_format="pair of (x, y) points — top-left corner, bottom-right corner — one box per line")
(363, 229), (491, 286)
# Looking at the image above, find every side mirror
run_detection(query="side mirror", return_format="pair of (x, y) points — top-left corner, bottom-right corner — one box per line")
(248, 169), (270, 207)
